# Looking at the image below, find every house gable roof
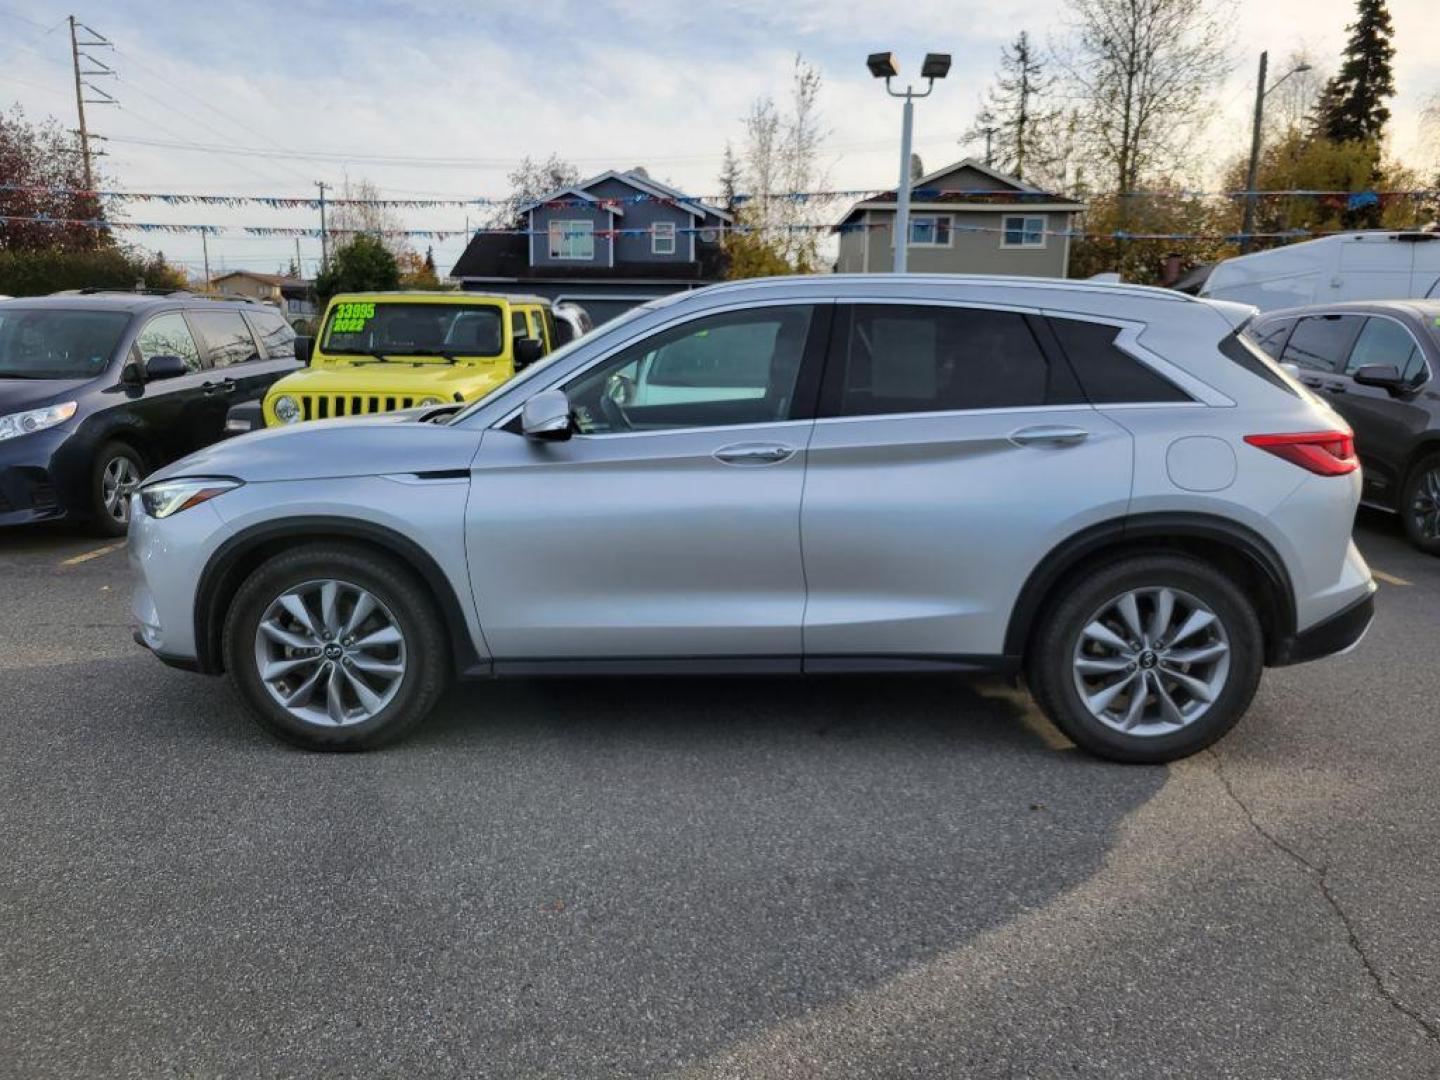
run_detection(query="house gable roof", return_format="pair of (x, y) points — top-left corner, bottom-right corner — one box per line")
(517, 187), (625, 217)
(833, 157), (1086, 230)
(516, 170), (732, 223)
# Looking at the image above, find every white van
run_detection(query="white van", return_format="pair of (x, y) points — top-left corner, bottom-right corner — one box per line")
(1200, 231), (1440, 312)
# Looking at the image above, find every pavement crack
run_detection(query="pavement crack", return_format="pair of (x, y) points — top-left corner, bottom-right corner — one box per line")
(1209, 749), (1440, 1045)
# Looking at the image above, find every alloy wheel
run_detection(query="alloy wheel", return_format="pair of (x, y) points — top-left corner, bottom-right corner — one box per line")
(252, 579), (408, 728)
(102, 455), (141, 525)
(1071, 586), (1231, 738)
(1411, 467), (1440, 542)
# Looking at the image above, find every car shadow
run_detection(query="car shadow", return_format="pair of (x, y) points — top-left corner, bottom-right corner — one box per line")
(3, 656), (1169, 1076)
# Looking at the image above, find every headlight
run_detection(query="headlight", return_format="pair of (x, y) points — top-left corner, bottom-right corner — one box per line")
(273, 395), (302, 424)
(418, 396), (443, 407)
(0, 401), (78, 442)
(139, 477), (242, 519)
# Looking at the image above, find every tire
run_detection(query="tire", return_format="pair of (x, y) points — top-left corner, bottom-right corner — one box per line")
(88, 441), (147, 537)
(1026, 554), (1264, 764)
(1399, 452), (1440, 556)
(222, 543), (450, 751)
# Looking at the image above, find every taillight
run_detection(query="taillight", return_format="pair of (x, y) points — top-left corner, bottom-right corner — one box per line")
(1243, 431), (1358, 476)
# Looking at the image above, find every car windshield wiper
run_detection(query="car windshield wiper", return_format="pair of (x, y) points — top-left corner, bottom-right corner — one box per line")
(404, 349), (461, 364)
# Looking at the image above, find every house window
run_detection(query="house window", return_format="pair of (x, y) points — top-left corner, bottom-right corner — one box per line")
(1001, 215), (1047, 248)
(548, 220), (594, 260)
(652, 221), (677, 255)
(908, 215), (952, 246)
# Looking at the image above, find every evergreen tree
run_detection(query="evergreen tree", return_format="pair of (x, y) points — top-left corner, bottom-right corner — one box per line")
(1315, 0), (1396, 143)
(717, 141), (741, 214)
(965, 32), (1056, 181)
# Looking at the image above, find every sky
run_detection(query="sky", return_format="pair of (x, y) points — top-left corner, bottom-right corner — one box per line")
(2, 0), (1437, 280)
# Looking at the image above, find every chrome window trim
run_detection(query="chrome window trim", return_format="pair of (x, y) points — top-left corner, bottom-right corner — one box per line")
(490, 297), (833, 432)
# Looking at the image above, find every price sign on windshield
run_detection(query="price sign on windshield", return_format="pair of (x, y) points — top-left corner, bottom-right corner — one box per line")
(331, 302), (376, 334)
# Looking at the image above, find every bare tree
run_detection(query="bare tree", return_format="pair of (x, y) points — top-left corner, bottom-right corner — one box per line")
(490, 153), (580, 226)
(1265, 47), (1328, 138)
(327, 177), (410, 257)
(738, 55), (828, 271)
(1060, 0), (1235, 194)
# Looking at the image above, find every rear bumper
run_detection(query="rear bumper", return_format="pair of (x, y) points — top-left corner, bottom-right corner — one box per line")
(1273, 590), (1376, 666)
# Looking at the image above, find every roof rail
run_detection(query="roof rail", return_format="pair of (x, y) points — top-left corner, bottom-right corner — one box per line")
(70, 287), (195, 297)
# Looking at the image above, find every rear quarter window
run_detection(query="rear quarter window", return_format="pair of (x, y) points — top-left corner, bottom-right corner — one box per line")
(1221, 331), (1299, 396)
(1047, 318), (1191, 404)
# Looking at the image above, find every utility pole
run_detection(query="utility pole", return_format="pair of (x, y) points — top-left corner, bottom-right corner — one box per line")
(200, 228), (211, 289)
(1241, 51), (1269, 256)
(316, 182), (330, 270)
(295, 237), (303, 278)
(67, 16), (115, 191)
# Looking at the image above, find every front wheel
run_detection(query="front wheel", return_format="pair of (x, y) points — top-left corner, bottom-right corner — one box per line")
(1027, 554), (1264, 764)
(1400, 452), (1440, 556)
(222, 544), (450, 750)
(88, 441), (146, 536)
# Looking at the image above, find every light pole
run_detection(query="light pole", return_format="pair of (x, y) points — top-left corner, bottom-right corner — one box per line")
(1240, 51), (1312, 254)
(868, 51), (951, 272)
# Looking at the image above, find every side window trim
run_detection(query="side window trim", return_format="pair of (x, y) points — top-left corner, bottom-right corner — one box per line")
(1040, 308), (1231, 407)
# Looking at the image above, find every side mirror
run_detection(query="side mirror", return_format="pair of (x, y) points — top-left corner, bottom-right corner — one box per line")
(223, 400), (263, 436)
(293, 335), (314, 366)
(144, 354), (188, 380)
(521, 389), (573, 441)
(514, 337), (545, 370)
(1352, 364), (1405, 394)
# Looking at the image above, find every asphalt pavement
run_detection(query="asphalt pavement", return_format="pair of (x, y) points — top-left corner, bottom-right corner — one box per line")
(1, 511), (1438, 1078)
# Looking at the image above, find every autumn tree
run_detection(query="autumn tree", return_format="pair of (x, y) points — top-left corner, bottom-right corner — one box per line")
(490, 153), (581, 227)
(1314, 0), (1396, 144)
(0, 105), (109, 252)
(398, 245), (442, 288)
(327, 176), (409, 258)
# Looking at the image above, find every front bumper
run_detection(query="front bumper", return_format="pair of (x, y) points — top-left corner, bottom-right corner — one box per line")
(0, 426), (75, 526)
(129, 496), (230, 667)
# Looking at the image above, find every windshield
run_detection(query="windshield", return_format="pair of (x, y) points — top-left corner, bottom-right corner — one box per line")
(0, 308), (130, 379)
(322, 301), (504, 358)
(448, 303), (656, 424)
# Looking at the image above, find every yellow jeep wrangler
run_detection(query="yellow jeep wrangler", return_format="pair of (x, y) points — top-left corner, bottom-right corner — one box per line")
(262, 291), (557, 426)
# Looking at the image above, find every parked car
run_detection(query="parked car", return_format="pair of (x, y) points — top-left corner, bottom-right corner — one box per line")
(0, 290), (299, 535)
(252, 291), (556, 428)
(552, 301), (593, 345)
(1246, 299), (1440, 553)
(130, 274), (1375, 763)
(1200, 231), (1440, 312)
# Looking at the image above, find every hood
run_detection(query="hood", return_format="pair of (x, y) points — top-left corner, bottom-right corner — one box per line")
(148, 413), (483, 485)
(277, 361), (508, 397)
(0, 377), (95, 413)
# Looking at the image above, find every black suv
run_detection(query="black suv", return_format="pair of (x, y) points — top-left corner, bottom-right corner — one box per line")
(1247, 300), (1440, 553)
(0, 290), (301, 535)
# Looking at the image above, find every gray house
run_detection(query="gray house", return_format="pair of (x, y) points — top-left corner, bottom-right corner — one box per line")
(450, 170), (731, 323)
(834, 159), (1086, 278)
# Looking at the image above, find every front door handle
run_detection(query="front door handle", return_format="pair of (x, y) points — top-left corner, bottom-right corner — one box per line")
(202, 378), (237, 395)
(1324, 381), (1347, 393)
(714, 442), (795, 466)
(1009, 424), (1091, 448)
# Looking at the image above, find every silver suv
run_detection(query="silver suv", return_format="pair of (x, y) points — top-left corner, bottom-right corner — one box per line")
(130, 275), (1376, 763)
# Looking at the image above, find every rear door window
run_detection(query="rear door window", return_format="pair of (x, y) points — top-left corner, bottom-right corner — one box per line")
(245, 308), (297, 359)
(1246, 318), (1295, 359)
(188, 309), (261, 368)
(829, 304), (1078, 417)
(1345, 317), (1425, 381)
(1281, 314), (1364, 373)
(1047, 318), (1191, 403)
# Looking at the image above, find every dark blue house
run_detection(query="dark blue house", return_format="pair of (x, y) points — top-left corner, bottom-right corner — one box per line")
(449, 170), (732, 323)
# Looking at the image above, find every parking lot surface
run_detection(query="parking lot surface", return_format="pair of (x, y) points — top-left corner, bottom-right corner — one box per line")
(2, 511), (1438, 1078)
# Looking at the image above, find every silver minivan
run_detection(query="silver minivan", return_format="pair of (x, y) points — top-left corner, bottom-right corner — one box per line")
(130, 275), (1375, 762)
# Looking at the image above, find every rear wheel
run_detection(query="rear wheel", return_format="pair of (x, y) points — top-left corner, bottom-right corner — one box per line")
(1027, 555), (1264, 764)
(222, 544), (449, 750)
(88, 441), (146, 536)
(1400, 452), (1440, 556)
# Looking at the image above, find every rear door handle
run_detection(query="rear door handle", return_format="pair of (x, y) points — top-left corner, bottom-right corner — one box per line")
(714, 442), (795, 466)
(1009, 424), (1091, 448)
(202, 378), (237, 395)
